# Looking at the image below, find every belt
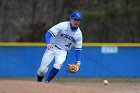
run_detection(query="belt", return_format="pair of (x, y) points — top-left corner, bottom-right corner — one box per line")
(54, 45), (62, 50)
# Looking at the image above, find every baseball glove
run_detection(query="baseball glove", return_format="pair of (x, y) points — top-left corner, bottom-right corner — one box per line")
(67, 64), (80, 73)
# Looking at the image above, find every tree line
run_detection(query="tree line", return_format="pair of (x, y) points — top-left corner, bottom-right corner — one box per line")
(0, 0), (139, 42)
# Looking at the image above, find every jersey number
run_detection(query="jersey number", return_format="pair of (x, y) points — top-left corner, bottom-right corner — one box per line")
(65, 43), (72, 48)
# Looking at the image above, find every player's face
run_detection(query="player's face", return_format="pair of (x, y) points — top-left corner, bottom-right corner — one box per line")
(70, 18), (81, 27)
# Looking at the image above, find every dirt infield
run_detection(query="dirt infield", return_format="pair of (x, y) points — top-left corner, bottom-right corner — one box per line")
(0, 78), (140, 93)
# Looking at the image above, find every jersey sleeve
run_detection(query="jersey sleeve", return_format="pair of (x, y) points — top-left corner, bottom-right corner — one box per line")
(48, 23), (62, 37)
(75, 34), (83, 50)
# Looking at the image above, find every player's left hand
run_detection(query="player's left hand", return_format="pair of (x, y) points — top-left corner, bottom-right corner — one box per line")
(67, 63), (80, 73)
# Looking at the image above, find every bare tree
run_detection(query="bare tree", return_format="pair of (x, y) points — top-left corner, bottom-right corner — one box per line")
(0, 0), (8, 41)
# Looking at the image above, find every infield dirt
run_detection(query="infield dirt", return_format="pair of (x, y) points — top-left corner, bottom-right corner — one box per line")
(0, 79), (140, 93)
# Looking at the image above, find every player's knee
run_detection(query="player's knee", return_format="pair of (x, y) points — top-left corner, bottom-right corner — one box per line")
(53, 63), (62, 70)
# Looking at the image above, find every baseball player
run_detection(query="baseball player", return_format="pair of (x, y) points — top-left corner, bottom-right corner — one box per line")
(37, 11), (83, 83)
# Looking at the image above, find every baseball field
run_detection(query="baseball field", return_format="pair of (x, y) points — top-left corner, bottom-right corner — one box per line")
(0, 78), (140, 93)
(1, 43), (140, 93)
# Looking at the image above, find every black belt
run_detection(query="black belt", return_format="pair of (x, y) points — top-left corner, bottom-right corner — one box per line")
(54, 45), (62, 50)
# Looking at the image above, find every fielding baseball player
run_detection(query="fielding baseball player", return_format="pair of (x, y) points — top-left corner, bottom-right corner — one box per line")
(37, 11), (83, 83)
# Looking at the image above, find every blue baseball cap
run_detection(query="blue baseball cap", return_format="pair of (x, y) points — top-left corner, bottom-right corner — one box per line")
(70, 11), (83, 20)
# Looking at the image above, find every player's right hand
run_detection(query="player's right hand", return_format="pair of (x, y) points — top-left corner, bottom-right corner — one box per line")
(47, 44), (54, 50)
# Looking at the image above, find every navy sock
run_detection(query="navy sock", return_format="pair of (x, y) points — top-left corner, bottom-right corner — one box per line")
(46, 67), (59, 82)
(37, 75), (44, 82)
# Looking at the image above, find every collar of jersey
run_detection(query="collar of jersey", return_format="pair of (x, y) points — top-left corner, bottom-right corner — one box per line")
(70, 23), (78, 32)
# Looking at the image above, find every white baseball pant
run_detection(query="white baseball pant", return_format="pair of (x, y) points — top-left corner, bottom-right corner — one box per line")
(37, 47), (67, 76)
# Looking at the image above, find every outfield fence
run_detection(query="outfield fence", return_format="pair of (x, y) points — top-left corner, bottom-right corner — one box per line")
(0, 43), (140, 77)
